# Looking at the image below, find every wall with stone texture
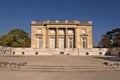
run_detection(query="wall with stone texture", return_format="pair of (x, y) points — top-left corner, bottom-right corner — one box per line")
(0, 46), (120, 56)
(106, 48), (120, 56)
(1, 47), (120, 56)
(0, 46), (12, 56)
(9, 48), (109, 56)
(0, 47), (120, 56)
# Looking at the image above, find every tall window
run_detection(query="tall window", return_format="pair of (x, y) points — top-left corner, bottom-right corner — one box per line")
(50, 38), (55, 48)
(82, 38), (87, 48)
(68, 38), (73, 48)
(59, 38), (64, 48)
(37, 29), (42, 34)
(37, 38), (42, 48)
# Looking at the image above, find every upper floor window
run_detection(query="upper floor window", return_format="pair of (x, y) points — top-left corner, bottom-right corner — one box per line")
(68, 29), (73, 33)
(50, 29), (55, 33)
(37, 29), (42, 34)
(82, 29), (86, 34)
(59, 29), (64, 33)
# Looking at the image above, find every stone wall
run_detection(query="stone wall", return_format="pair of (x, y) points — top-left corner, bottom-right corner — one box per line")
(106, 48), (120, 56)
(9, 48), (108, 56)
(2, 46), (119, 56)
(0, 46), (12, 56)
(1, 47), (120, 56)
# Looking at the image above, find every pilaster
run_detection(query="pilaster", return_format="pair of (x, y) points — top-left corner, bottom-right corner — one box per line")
(56, 28), (59, 48)
(46, 28), (49, 48)
(65, 28), (68, 48)
(75, 28), (78, 48)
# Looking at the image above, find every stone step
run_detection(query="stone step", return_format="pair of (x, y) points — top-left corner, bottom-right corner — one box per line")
(16, 65), (120, 72)
(23, 65), (107, 69)
(1, 64), (120, 72)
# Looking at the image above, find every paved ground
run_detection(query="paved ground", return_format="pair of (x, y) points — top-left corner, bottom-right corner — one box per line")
(0, 55), (109, 66)
(1, 70), (120, 80)
(0, 55), (120, 80)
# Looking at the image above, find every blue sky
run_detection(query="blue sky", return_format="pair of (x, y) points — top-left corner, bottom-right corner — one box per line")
(0, 0), (120, 46)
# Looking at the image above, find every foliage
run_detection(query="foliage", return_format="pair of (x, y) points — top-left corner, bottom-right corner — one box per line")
(99, 28), (120, 48)
(0, 29), (31, 47)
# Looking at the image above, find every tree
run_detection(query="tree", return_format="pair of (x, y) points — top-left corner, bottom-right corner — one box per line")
(0, 29), (31, 47)
(99, 35), (111, 48)
(99, 28), (120, 48)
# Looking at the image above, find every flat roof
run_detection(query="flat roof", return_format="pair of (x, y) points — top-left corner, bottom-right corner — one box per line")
(31, 20), (93, 26)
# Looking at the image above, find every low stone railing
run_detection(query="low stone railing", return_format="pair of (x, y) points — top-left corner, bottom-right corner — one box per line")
(0, 61), (27, 69)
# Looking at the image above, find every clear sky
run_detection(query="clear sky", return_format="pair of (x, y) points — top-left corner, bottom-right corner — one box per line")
(0, 0), (120, 46)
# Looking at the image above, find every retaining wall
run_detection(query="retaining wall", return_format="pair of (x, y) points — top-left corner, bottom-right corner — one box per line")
(3, 46), (120, 56)
(107, 48), (120, 56)
(10, 48), (108, 56)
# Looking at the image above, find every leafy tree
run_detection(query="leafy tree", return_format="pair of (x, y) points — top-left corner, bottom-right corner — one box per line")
(0, 29), (31, 47)
(99, 35), (111, 48)
(99, 28), (120, 48)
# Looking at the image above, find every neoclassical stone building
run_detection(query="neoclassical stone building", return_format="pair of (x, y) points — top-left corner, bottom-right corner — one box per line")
(31, 20), (93, 48)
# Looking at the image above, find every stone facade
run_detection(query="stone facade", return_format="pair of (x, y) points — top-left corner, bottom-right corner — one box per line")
(31, 20), (93, 49)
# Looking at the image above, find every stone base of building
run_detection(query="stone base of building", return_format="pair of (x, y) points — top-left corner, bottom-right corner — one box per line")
(1, 46), (120, 56)
(7, 48), (108, 56)
(105, 48), (120, 56)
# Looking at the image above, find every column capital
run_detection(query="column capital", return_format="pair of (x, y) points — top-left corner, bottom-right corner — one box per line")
(56, 27), (58, 29)
(75, 27), (77, 29)
(65, 27), (68, 29)
(46, 27), (49, 29)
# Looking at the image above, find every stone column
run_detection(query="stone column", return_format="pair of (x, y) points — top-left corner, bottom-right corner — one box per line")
(46, 28), (49, 48)
(65, 28), (68, 48)
(56, 28), (59, 48)
(75, 28), (77, 48)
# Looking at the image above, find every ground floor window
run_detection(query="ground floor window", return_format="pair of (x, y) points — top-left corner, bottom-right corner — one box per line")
(50, 38), (55, 48)
(68, 38), (73, 48)
(59, 38), (64, 48)
(37, 37), (42, 48)
(82, 38), (87, 48)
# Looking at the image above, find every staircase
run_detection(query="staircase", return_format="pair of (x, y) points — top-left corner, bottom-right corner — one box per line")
(14, 64), (120, 72)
